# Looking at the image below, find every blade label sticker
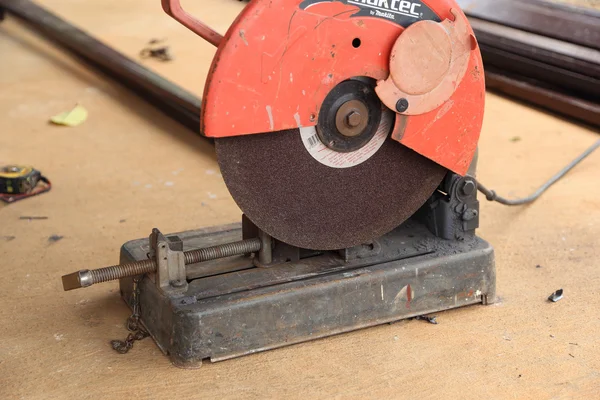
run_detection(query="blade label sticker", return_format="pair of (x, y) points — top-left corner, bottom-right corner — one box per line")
(300, 110), (393, 169)
(299, 0), (440, 27)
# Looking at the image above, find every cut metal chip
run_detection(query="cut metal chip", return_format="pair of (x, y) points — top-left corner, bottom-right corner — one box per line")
(548, 289), (564, 302)
(414, 315), (438, 324)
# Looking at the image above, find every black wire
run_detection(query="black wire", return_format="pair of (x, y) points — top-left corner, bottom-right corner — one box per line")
(471, 139), (600, 206)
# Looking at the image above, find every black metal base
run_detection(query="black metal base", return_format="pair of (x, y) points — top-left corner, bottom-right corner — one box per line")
(119, 220), (495, 368)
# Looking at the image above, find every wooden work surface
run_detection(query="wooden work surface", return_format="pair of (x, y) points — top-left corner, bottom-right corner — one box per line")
(0, 1), (598, 398)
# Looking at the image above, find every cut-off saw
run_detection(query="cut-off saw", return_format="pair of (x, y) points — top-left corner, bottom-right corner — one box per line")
(61, 0), (494, 367)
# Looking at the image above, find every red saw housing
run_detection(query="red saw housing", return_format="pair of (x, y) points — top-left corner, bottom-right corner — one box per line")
(162, 0), (485, 175)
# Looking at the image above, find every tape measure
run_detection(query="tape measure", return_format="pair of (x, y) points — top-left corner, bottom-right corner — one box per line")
(0, 165), (51, 203)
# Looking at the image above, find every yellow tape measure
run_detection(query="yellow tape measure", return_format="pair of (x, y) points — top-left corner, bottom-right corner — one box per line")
(0, 165), (51, 203)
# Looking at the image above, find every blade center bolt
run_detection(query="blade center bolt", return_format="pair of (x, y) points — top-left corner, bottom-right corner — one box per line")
(345, 111), (362, 128)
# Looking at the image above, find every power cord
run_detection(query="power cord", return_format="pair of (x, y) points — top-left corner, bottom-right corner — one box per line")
(471, 139), (600, 206)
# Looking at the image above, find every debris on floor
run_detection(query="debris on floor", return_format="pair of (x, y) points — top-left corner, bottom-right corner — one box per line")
(412, 315), (438, 324)
(50, 104), (88, 127)
(548, 289), (564, 302)
(140, 39), (173, 62)
(536, 264), (542, 268)
(19, 216), (48, 220)
(48, 234), (64, 243)
(1, 235), (16, 241)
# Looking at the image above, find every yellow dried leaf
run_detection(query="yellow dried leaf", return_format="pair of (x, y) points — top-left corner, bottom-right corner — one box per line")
(50, 104), (88, 127)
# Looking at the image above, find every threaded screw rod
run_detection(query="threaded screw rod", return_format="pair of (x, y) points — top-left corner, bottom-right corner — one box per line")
(61, 238), (261, 291)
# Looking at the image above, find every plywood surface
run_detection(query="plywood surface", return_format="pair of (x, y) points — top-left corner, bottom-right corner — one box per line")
(0, 1), (598, 399)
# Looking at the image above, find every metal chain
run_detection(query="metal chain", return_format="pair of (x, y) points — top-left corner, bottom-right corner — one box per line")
(110, 276), (149, 354)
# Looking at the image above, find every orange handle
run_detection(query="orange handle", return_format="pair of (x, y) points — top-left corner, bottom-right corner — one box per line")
(161, 0), (223, 47)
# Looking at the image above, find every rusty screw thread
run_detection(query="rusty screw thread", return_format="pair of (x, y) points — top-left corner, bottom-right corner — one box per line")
(62, 238), (261, 290)
(89, 259), (157, 285)
(184, 238), (260, 264)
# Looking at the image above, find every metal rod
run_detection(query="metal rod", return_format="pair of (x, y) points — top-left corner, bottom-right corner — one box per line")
(61, 238), (261, 291)
(0, 0), (206, 135)
(485, 70), (600, 128)
(456, 0), (600, 50)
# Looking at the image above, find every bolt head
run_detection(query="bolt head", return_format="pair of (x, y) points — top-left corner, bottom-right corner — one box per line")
(461, 180), (476, 196)
(395, 98), (409, 113)
(170, 279), (186, 288)
(462, 208), (478, 221)
(345, 111), (362, 127)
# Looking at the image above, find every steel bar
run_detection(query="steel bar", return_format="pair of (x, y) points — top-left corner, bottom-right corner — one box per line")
(0, 0), (205, 135)
(462, 11), (600, 127)
(469, 18), (600, 81)
(479, 44), (600, 100)
(485, 69), (600, 128)
(456, 0), (600, 50)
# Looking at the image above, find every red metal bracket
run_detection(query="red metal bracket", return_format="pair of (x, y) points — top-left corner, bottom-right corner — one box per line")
(161, 0), (223, 47)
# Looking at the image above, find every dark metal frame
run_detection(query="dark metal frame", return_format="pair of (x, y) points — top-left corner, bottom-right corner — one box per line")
(120, 224), (495, 366)
(117, 173), (495, 367)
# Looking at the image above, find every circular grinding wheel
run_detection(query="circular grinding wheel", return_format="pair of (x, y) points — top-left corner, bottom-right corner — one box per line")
(215, 125), (446, 250)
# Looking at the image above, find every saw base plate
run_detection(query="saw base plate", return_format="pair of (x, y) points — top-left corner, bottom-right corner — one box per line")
(118, 220), (495, 368)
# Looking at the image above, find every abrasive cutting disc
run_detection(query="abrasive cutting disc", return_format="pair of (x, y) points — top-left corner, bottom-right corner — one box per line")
(215, 116), (446, 250)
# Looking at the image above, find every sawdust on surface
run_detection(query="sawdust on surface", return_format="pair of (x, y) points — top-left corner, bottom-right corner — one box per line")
(0, 1), (599, 399)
